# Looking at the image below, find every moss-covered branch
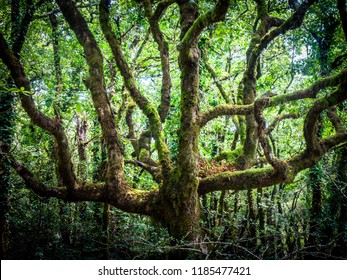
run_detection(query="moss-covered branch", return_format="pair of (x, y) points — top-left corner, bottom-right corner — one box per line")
(56, 0), (125, 191)
(199, 132), (347, 195)
(9, 153), (158, 215)
(268, 67), (347, 106)
(266, 113), (299, 134)
(202, 50), (231, 104)
(199, 104), (253, 127)
(198, 166), (285, 195)
(289, 132), (347, 175)
(178, 0), (230, 50)
(304, 82), (347, 154)
(8, 154), (68, 199)
(0, 32), (76, 192)
(11, 0), (45, 56)
(99, 0), (172, 177)
(327, 107), (345, 134)
(254, 97), (289, 172)
(152, 0), (176, 21)
(55, 0), (162, 215)
(198, 67), (347, 127)
(250, 0), (317, 64)
(141, 0), (173, 122)
(237, 0), (273, 168)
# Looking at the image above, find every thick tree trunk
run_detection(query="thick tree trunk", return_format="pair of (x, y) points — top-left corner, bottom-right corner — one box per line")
(157, 1), (201, 242)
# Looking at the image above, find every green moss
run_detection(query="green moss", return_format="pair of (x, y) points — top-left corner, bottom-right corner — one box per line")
(215, 146), (243, 162)
(270, 94), (290, 105)
(202, 166), (275, 191)
(139, 148), (149, 160)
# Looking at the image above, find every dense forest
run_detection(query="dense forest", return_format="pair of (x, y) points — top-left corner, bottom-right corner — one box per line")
(0, 0), (346, 260)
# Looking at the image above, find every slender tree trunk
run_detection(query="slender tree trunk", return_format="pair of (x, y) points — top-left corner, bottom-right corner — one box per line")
(247, 190), (257, 248)
(0, 108), (13, 259)
(217, 190), (226, 227)
(76, 115), (87, 179)
(333, 146), (347, 258)
(308, 164), (322, 246)
(102, 203), (110, 259)
(257, 187), (265, 248)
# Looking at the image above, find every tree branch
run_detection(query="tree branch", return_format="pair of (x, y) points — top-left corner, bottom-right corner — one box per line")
(0, 32), (76, 191)
(202, 51), (231, 104)
(198, 132), (347, 195)
(99, 0), (172, 177)
(11, 0), (45, 57)
(125, 159), (162, 182)
(266, 113), (299, 134)
(337, 0), (347, 42)
(304, 81), (347, 154)
(142, 0), (173, 122)
(253, 0), (318, 60)
(199, 104), (253, 127)
(327, 107), (345, 134)
(178, 0), (230, 50)
(8, 152), (157, 211)
(8, 154), (67, 199)
(268, 67), (347, 107)
(56, 0), (160, 216)
(56, 0), (126, 189)
(254, 97), (289, 172)
(198, 67), (347, 127)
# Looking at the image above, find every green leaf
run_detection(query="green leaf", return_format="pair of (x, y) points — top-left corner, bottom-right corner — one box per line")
(8, 88), (19, 92)
(76, 103), (83, 114)
(45, 98), (53, 108)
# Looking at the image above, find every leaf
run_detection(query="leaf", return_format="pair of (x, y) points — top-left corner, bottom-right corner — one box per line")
(7, 88), (19, 92)
(45, 98), (53, 108)
(76, 103), (84, 114)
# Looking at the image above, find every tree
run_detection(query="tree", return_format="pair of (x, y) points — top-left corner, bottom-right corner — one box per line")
(0, 0), (41, 258)
(0, 0), (346, 247)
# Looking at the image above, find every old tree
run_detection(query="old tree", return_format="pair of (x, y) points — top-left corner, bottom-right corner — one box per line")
(1, 0), (347, 257)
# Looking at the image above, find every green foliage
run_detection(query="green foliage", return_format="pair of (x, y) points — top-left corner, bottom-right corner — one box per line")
(1, 0), (346, 259)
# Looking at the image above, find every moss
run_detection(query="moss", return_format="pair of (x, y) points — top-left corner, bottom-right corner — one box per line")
(139, 148), (149, 160)
(270, 94), (291, 106)
(199, 166), (276, 194)
(215, 146), (243, 163)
